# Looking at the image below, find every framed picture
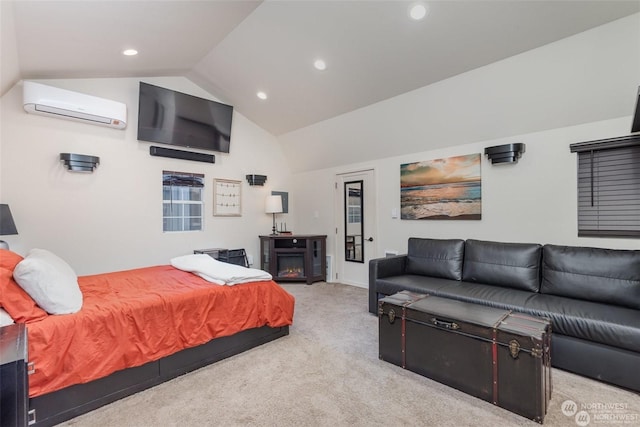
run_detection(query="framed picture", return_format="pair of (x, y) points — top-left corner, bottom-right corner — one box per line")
(213, 178), (242, 216)
(400, 153), (481, 220)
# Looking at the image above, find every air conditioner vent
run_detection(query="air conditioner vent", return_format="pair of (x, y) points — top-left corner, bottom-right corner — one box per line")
(23, 81), (127, 129)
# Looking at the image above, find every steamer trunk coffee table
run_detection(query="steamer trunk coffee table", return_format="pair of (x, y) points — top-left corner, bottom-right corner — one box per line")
(379, 291), (552, 423)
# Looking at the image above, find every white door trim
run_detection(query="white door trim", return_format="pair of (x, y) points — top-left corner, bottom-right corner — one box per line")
(334, 168), (377, 287)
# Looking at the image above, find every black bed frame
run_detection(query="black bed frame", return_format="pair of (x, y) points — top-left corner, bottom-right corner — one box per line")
(28, 325), (289, 427)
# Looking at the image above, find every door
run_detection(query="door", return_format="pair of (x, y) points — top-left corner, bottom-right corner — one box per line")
(335, 169), (376, 287)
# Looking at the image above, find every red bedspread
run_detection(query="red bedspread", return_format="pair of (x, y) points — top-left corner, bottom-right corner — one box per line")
(26, 265), (295, 397)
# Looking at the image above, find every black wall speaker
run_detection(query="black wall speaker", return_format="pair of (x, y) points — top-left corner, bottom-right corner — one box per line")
(246, 174), (267, 186)
(149, 146), (215, 163)
(60, 153), (100, 172)
(484, 143), (525, 164)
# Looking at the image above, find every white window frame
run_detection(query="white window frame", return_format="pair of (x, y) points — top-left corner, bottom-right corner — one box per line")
(162, 171), (204, 233)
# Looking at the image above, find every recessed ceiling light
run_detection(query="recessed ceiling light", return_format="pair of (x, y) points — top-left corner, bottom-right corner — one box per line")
(122, 49), (138, 56)
(257, 91), (268, 100)
(409, 3), (429, 20)
(313, 59), (327, 71)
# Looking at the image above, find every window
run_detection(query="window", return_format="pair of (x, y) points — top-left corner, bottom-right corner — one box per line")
(348, 206), (361, 223)
(570, 135), (640, 238)
(347, 186), (362, 224)
(162, 171), (204, 232)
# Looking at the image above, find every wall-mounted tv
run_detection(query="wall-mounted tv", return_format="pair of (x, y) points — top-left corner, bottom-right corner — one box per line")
(137, 82), (233, 153)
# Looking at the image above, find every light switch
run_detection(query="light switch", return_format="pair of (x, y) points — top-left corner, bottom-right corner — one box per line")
(391, 208), (398, 219)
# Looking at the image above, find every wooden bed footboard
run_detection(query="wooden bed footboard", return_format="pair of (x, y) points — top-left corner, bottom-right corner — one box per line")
(28, 325), (289, 427)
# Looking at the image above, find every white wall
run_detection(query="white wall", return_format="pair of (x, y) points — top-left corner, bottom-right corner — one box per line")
(0, 1), (20, 97)
(0, 77), (293, 275)
(292, 117), (639, 271)
(287, 14), (640, 282)
(2, 15), (639, 280)
(280, 13), (640, 173)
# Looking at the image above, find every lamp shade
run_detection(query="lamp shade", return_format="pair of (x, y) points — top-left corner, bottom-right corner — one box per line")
(265, 195), (283, 214)
(0, 204), (18, 235)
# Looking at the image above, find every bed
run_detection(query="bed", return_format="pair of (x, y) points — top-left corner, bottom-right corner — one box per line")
(0, 249), (295, 427)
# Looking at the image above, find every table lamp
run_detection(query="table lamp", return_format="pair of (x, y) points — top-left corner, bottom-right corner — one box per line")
(0, 204), (18, 250)
(265, 195), (283, 235)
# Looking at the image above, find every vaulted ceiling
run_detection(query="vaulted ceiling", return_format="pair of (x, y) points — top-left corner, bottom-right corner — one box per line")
(2, 1), (639, 136)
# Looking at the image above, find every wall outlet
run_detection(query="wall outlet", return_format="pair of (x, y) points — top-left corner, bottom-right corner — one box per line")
(247, 254), (254, 266)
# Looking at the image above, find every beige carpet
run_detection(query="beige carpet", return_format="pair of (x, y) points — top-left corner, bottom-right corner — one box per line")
(61, 282), (639, 427)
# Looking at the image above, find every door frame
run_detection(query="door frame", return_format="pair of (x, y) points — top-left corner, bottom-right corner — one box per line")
(333, 168), (377, 288)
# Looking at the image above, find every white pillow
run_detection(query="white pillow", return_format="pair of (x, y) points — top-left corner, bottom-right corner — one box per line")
(170, 254), (225, 284)
(192, 272), (226, 286)
(171, 253), (219, 271)
(13, 248), (83, 314)
(0, 308), (14, 326)
(170, 254), (272, 285)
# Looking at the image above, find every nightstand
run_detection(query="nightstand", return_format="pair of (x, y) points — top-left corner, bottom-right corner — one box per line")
(1, 323), (28, 427)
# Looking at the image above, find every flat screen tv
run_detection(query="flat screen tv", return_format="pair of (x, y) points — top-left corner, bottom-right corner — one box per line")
(137, 82), (233, 153)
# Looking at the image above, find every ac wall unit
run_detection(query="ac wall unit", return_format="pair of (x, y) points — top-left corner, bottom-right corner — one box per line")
(23, 81), (127, 129)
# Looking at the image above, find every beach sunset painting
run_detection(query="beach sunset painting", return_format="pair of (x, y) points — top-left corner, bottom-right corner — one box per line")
(401, 154), (481, 220)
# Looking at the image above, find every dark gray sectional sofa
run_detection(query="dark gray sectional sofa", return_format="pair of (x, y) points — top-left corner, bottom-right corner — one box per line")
(369, 238), (640, 392)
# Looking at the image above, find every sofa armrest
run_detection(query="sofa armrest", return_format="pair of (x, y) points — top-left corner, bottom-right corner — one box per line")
(368, 255), (407, 314)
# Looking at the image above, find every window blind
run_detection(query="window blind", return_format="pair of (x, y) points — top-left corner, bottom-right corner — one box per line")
(162, 171), (204, 187)
(570, 135), (640, 238)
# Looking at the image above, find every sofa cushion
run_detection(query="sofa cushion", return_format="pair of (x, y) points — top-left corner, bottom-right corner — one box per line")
(428, 281), (535, 311)
(462, 239), (542, 292)
(375, 276), (534, 313)
(405, 238), (464, 280)
(541, 244), (640, 310)
(376, 275), (461, 297)
(523, 293), (640, 353)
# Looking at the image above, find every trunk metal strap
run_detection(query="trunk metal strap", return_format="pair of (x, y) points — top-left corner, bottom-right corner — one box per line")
(492, 329), (498, 405)
(401, 306), (407, 369)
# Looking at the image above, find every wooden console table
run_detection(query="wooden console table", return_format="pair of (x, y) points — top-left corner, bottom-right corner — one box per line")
(260, 235), (326, 284)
